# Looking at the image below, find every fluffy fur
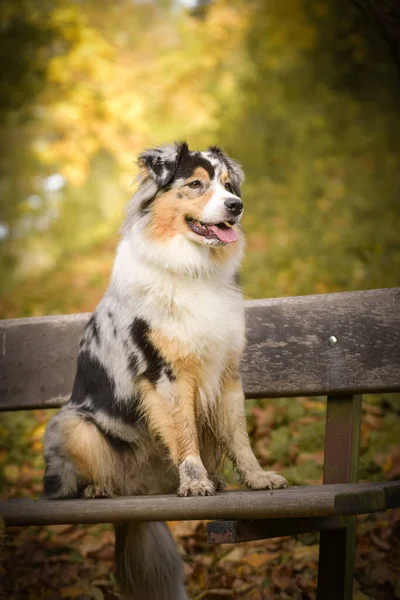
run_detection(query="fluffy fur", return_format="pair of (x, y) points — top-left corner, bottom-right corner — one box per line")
(43, 142), (288, 599)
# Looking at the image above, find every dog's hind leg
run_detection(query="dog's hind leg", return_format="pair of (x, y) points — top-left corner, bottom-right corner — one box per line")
(44, 407), (116, 498)
(44, 409), (80, 498)
(115, 521), (188, 600)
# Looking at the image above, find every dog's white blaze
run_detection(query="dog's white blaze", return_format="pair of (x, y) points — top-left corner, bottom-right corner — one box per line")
(201, 181), (240, 224)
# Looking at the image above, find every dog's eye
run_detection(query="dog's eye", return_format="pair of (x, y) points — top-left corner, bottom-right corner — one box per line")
(188, 180), (202, 189)
(225, 182), (235, 194)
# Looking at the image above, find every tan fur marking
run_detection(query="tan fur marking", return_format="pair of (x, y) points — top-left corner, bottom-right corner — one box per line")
(139, 329), (203, 466)
(184, 166), (210, 184)
(147, 180), (213, 243)
(220, 170), (230, 184)
(173, 370), (200, 463)
(139, 373), (200, 465)
(149, 330), (200, 371)
(138, 378), (180, 462)
(60, 415), (115, 487)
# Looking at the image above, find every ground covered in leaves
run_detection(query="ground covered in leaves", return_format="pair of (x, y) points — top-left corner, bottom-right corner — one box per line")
(1, 396), (400, 599)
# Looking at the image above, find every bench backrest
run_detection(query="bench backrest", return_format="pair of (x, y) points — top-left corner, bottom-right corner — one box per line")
(1, 287), (399, 412)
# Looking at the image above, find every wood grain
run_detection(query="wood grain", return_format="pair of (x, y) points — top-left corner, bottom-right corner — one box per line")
(1, 482), (399, 526)
(1, 288), (399, 411)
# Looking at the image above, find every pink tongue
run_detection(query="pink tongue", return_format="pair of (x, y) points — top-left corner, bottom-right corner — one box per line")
(208, 224), (238, 243)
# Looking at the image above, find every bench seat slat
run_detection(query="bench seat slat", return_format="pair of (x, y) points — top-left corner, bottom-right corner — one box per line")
(1, 287), (400, 411)
(1, 481), (399, 526)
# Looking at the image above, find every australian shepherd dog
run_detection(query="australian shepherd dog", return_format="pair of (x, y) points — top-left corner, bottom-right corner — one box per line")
(43, 142), (288, 599)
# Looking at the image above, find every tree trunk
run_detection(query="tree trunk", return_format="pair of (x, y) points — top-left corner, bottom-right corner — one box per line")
(351, 0), (400, 73)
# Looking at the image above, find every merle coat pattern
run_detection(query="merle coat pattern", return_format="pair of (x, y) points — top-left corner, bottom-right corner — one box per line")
(43, 142), (288, 600)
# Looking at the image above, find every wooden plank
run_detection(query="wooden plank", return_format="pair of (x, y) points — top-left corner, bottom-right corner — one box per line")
(317, 395), (362, 600)
(0, 313), (87, 411)
(1, 288), (400, 411)
(243, 288), (400, 398)
(207, 516), (349, 544)
(1, 482), (399, 526)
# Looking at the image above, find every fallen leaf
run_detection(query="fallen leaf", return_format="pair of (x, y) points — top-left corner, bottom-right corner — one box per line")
(362, 402), (383, 416)
(272, 564), (294, 591)
(363, 414), (384, 429)
(241, 552), (279, 567)
(218, 547), (244, 565)
(60, 585), (87, 598)
(293, 544), (319, 562)
(85, 585), (104, 600)
(169, 520), (203, 537)
(79, 535), (109, 558)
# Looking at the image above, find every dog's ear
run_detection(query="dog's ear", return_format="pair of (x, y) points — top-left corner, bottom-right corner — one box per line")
(138, 141), (189, 188)
(121, 142), (189, 235)
(208, 146), (245, 196)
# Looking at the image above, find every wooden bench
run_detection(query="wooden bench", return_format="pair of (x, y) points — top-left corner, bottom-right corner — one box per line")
(1, 287), (400, 600)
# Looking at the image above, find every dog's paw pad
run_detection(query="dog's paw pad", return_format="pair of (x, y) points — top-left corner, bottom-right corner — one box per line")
(246, 471), (288, 491)
(177, 478), (216, 497)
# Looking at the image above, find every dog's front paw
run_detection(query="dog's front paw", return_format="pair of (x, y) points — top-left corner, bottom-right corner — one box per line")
(245, 471), (288, 490)
(178, 455), (216, 497)
(83, 484), (113, 498)
(178, 477), (215, 497)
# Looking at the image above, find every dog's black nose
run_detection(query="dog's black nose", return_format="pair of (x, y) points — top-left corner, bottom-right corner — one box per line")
(224, 197), (243, 216)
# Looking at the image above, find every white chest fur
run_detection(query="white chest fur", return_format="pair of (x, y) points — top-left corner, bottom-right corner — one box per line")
(110, 237), (245, 400)
(112, 238), (244, 355)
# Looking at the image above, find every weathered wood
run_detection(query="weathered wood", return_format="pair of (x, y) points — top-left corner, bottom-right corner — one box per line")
(207, 516), (349, 544)
(243, 288), (400, 399)
(317, 395), (362, 600)
(1, 288), (400, 411)
(1, 482), (399, 526)
(0, 313), (86, 411)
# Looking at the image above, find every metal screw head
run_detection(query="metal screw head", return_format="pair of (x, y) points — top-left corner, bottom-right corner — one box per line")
(328, 335), (338, 347)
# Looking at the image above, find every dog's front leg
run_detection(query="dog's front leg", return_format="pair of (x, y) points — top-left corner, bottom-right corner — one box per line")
(220, 376), (288, 490)
(139, 376), (215, 497)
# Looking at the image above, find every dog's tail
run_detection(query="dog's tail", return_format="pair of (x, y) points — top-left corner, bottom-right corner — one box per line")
(114, 521), (188, 600)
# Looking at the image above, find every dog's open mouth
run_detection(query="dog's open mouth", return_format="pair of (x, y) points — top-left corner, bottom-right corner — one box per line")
(185, 217), (238, 244)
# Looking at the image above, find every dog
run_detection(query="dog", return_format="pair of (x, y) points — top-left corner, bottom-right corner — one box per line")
(43, 142), (288, 600)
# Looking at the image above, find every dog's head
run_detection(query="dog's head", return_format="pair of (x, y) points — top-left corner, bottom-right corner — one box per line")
(122, 142), (245, 275)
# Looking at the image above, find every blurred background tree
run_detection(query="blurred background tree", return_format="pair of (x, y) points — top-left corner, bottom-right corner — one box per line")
(0, 0), (399, 312)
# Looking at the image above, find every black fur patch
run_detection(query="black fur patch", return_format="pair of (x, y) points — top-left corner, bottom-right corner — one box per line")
(164, 364), (176, 382)
(130, 318), (174, 384)
(208, 146), (242, 197)
(140, 142), (188, 188)
(152, 159), (176, 182)
(226, 179), (241, 198)
(208, 145), (224, 156)
(128, 352), (139, 375)
(86, 314), (100, 345)
(43, 472), (63, 497)
(70, 350), (141, 424)
(174, 152), (215, 181)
